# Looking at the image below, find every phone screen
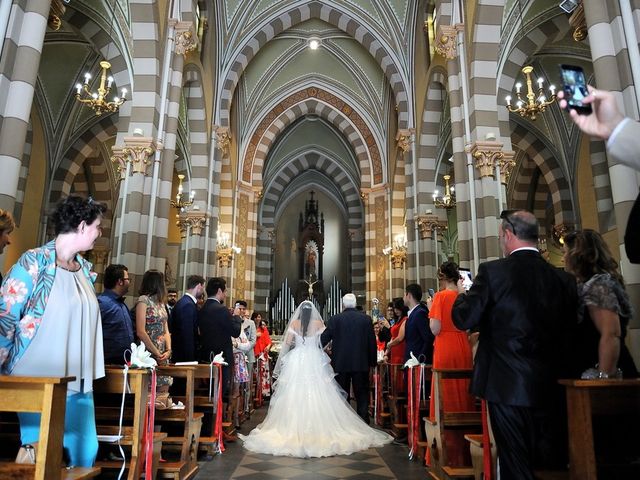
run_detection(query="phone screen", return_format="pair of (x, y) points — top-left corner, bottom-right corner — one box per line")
(560, 64), (592, 115)
(459, 269), (473, 291)
(428, 288), (435, 297)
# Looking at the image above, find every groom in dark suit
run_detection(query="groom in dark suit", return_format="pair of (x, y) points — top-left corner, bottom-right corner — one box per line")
(321, 293), (377, 423)
(452, 210), (577, 480)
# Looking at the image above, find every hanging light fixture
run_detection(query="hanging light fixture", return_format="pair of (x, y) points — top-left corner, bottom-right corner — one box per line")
(75, 61), (126, 115)
(504, 1), (556, 120)
(432, 174), (456, 209)
(74, 0), (126, 115)
(170, 174), (195, 210)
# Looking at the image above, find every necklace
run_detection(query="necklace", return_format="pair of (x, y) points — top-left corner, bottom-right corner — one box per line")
(56, 259), (80, 272)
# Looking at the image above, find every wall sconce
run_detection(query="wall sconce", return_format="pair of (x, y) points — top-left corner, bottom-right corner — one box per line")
(433, 174), (457, 209)
(217, 231), (240, 268)
(384, 234), (407, 269)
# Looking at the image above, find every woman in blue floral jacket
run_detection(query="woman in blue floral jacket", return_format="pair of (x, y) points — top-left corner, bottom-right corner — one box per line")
(0, 195), (107, 467)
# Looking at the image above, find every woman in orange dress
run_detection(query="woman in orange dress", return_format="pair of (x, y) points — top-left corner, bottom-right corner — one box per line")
(428, 261), (474, 467)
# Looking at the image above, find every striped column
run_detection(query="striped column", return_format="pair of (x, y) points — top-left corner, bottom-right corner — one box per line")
(583, 0), (640, 366)
(589, 139), (615, 232)
(364, 187), (388, 307)
(112, 0), (162, 290)
(0, 0), (51, 211)
(391, 148), (407, 298)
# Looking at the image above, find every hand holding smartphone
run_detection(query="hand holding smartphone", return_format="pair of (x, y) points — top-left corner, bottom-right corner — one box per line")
(560, 64), (592, 115)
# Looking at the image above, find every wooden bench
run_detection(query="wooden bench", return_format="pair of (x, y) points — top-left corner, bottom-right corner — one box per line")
(560, 378), (640, 480)
(464, 433), (495, 480)
(156, 365), (202, 479)
(0, 375), (100, 480)
(93, 367), (165, 480)
(425, 368), (480, 480)
(386, 363), (408, 439)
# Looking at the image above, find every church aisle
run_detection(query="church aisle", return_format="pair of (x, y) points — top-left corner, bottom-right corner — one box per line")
(196, 405), (427, 479)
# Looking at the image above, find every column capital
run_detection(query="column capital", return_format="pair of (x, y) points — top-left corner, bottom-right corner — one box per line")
(497, 150), (516, 185)
(214, 125), (231, 155)
(415, 214), (448, 239)
(469, 140), (505, 178)
(178, 209), (208, 237)
(48, 0), (66, 31)
(173, 21), (197, 56)
(110, 145), (126, 180)
(121, 136), (160, 176)
(434, 24), (460, 60)
(396, 128), (415, 153)
(569, 3), (587, 41)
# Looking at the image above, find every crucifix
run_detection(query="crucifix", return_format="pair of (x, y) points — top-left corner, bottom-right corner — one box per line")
(303, 276), (318, 300)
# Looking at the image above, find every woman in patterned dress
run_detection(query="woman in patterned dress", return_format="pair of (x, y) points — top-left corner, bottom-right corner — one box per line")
(563, 230), (638, 378)
(135, 270), (173, 399)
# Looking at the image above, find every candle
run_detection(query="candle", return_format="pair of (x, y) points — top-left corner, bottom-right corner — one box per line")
(537, 77), (543, 89)
(107, 76), (113, 88)
(84, 72), (91, 83)
(121, 88), (127, 99)
(265, 296), (268, 312)
(506, 95), (511, 106)
(75, 83), (82, 94)
(515, 82), (521, 94)
(549, 84), (556, 95)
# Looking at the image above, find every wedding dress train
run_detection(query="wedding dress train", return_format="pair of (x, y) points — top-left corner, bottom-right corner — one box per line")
(240, 315), (392, 458)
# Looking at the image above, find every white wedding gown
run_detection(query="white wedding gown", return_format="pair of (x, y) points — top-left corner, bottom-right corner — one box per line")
(239, 329), (392, 458)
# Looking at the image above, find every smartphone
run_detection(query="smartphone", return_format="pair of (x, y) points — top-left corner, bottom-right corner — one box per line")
(428, 288), (435, 297)
(560, 64), (592, 115)
(459, 268), (473, 291)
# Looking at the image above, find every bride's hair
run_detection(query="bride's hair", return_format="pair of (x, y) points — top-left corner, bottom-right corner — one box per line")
(300, 301), (313, 338)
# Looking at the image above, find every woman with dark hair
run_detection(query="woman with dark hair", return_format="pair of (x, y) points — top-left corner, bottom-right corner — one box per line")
(240, 300), (392, 457)
(135, 269), (173, 403)
(0, 195), (107, 467)
(384, 298), (408, 367)
(564, 230), (638, 378)
(253, 314), (272, 398)
(427, 261), (474, 466)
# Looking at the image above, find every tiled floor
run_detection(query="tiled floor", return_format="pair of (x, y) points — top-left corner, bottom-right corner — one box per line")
(196, 407), (427, 479)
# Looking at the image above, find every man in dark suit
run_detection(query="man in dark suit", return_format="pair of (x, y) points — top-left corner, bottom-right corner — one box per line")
(452, 210), (577, 480)
(170, 275), (204, 362)
(198, 277), (242, 439)
(403, 283), (434, 364)
(321, 293), (377, 423)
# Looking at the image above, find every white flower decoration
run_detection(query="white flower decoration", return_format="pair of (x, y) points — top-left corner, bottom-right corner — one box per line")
(212, 351), (228, 365)
(129, 342), (157, 369)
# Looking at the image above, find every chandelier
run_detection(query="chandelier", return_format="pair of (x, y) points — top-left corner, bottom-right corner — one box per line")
(432, 174), (456, 209)
(505, 66), (556, 120)
(170, 174), (195, 210)
(75, 61), (126, 116)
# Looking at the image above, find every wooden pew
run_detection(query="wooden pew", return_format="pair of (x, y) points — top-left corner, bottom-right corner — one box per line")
(155, 365), (202, 479)
(386, 363), (408, 439)
(425, 368), (480, 480)
(93, 367), (165, 480)
(560, 378), (640, 480)
(0, 375), (100, 480)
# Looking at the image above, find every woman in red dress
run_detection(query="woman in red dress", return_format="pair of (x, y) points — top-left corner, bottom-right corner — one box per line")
(428, 261), (474, 466)
(253, 315), (272, 398)
(385, 298), (409, 392)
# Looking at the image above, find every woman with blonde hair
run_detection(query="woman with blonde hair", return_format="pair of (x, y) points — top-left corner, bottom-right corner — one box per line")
(564, 229), (638, 378)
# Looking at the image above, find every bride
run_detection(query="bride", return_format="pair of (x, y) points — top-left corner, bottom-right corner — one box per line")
(239, 301), (392, 457)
